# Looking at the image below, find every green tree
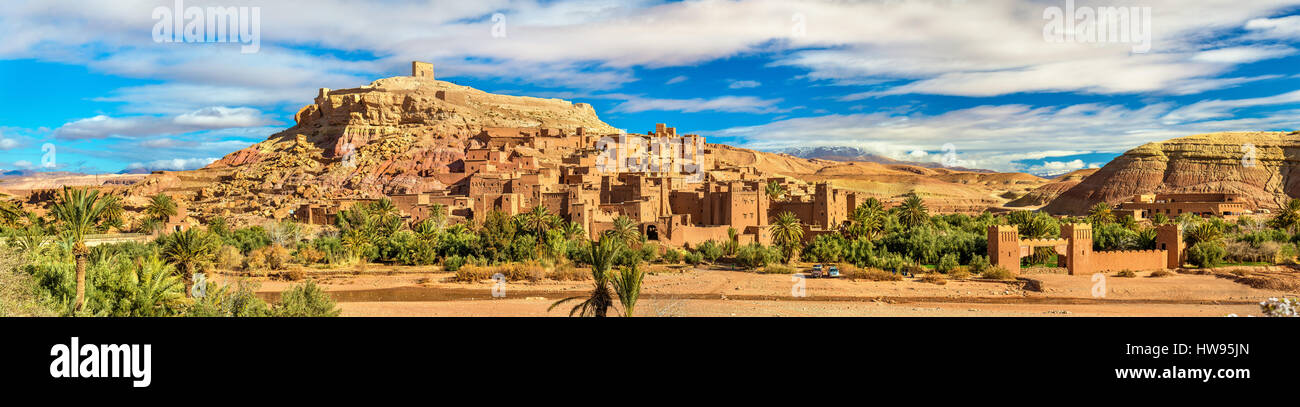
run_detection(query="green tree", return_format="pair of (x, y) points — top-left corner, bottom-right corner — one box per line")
(1269, 198), (1300, 232)
(765, 180), (787, 202)
(897, 193), (929, 229)
(1087, 202), (1115, 224)
(160, 228), (219, 294)
(145, 194), (178, 222)
(49, 187), (116, 311)
(608, 216), (640, 247)
(769, 211), (805, 263)
(551, 234), (622, 317)
(610, 263), (645, 317)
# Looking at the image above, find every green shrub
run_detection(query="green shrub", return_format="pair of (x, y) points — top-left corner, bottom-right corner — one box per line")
(736, 243), (779, 269)
(1187, 241), (1226, 268)
(683, 251), (703, 265)
(443, 254), (466, 271)
(695, 240), (724, 263)
(660, 249), (682, 264)
(936, 253), (959, 274)
(186, 280), (270, 317)
(1149, 269), (1174, 278)
(1116, 269), (1137, 278)
(968, 255), (990, 273)
(271, 280), (340, 317)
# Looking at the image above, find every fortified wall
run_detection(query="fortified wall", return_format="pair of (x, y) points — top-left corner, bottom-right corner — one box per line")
(988, 223), (1184, 276)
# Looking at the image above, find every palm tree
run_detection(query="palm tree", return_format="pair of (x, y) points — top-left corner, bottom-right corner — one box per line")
(133, 256), (185, 316)
(1087, 202), (1115, 224)
(765, 180), (787, 202)
(610, 263), (645, 317)
(49, 187), (115, 310)
(769, 211), (805, 263)
(846, 198), (885, 240)
(160, 228), (219, 295)
(1269, 198), (1300, 232)
(1151, 212), (1171, 226)
(608, 216), (640, 247)
(521, 205), (556, 239)
(560, 221), (586, 241)
(897, 193), (929, 228)
(7, 224), (47, 256)
(145, 194), (178, 222)
(1184, 221), (1223, 247)
(550, 234), (622, 317)
(370, 198), (399, 220)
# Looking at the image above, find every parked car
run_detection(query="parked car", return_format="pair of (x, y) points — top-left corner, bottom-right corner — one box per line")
(809, 264), (824, 278)
(827, 265), (840, 278)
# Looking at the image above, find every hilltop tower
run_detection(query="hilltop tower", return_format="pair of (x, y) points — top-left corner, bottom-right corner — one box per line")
(1060, 223), (1093, 275)
(412, 61), (435, 80)
(988, 225), (1021, 275)
(1156, 223), (1184, 269)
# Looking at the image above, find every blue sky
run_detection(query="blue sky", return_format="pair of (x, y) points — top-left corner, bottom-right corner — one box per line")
(3, 0), (1300, 176)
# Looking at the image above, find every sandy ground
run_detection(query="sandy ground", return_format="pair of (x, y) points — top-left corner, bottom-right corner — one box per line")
(215, 264), (1298, 317)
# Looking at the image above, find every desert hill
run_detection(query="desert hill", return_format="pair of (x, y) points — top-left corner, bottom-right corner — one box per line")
(1005, 168), (1098, 208)
(1042, 131), (1300, 215)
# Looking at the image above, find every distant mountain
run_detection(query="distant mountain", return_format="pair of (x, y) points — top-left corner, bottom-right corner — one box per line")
(774, 146), (994, 173)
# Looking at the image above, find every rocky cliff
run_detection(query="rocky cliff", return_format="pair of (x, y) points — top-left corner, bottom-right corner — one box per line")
(1041, 131), (1300, 215)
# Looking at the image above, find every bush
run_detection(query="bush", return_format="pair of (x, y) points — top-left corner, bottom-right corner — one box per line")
(736, 243), (780, 269)
(1149, 269), (1174, 278)
(549, 264), (590, 281)
(841, 264), (902, 281)
(1116, 269), (1137, 278)
(760, 264), (795, 274)
(695, 240), (724, 263)
(271, 280), (340, 317)
(660, 249), (682, 264)
(919, 272), (947, 285)
(948, 269), (972, 280)
(186, 280), (270, 317)
(443, 255), (466, 272)
(683, 251), (703, 265)
(454, 265), (492, 282)
(294, 246), (325, 265)
(936, 253), (959, 274)
(968, 255), (990, 273)
(1187, 241), (1226, 268)
(980, 266), (1015, 280)
(215, 245), (244, 270)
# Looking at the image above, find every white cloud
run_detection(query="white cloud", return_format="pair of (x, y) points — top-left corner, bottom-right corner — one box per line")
(1244, 15), (1300, 40)
(0, 138), (18, 150)
(711, 89), (1300, 174)
(126, 157), (219, 172)
(728, 80), (761, 89)
(52, 107), (276, 140)
(5, 0), (1295, 101)
(665, 75), (688, 85)
(1026, 160), (1087, 177)
(610, 95), (786, 114)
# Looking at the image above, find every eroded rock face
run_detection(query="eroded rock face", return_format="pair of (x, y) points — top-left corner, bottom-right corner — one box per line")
(1042, 132), (1300, 215)
(1006, 169), (1097, 207)
(165, 73), (624, 221)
